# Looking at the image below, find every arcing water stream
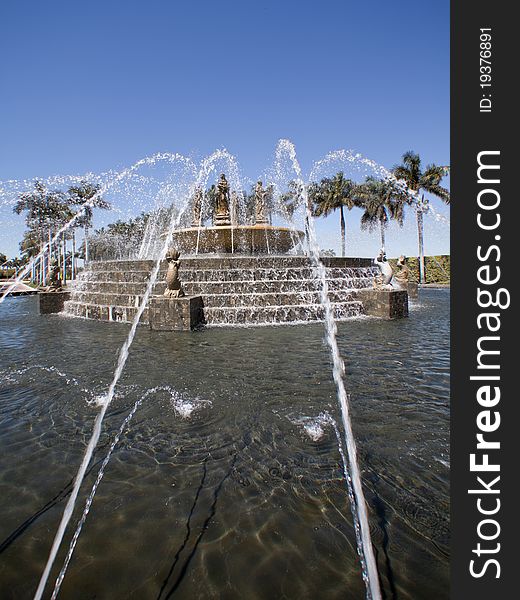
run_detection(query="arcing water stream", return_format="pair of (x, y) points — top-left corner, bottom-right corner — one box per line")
(33, 212), (183, 600)
(50, 385), (209, 599)
(273, 139), (381, 599)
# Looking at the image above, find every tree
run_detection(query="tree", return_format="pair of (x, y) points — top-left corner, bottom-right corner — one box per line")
(203, 185), (218, 225)
(311, 172), (357, 257)
(87, 212), (153, 260)
(320, 249), (336, 257)
(19, 229), (41, 260)
(68, 181), (111, 263)
(392, 151), (450, 282)
(14, 181), (68, 241)
(355, 177), (407, 249)
(14, 181), (71, 284)
(278, 180), (314, 253)
(2, 256), (25, 277)
(279, 180), (307, 220)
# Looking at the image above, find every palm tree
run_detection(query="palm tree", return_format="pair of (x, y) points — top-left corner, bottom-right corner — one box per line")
(355, 177), (407, 249)
(311, 172), (357, 257)
(68, 182), (111, 264)
(392, 151), (450, 283)
(18, 230), (41, 282)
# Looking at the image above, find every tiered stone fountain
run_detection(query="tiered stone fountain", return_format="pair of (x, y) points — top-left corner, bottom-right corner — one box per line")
(64, 256), (379, 326)
(62, 174), (408, 327)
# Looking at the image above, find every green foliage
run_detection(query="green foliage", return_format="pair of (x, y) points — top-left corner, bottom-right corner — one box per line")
(279, 180), (306, 217)
(244, 183), (275, 222)
(389, 255), (450, 284)
(68, 181), (111, 227)
(14, 180), (111, 265)
(309, 172), (359, 256)
(14, 181), (73, 238)
(311, 172), (357, 216)
(391, 151), (450, 283)
(88, 213), (150, 260)
(0, 255), (25, 278)
(19, 229), (41, 260)
(88, 207), (176, 260)
(392, 151), (450, 204)
(355, 177), (408, 235)
(309, 172), (412, 253)
(94, 214), (150, 238)
(0, 268), (16, 279)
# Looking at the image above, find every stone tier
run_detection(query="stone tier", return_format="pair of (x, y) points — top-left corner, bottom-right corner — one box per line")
(63, 256), (379, 327)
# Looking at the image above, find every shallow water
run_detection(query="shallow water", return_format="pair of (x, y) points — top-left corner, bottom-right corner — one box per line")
(0, 290), (449, 599)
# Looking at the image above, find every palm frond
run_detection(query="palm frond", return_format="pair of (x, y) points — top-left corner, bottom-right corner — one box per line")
(425, 184), (450, 204)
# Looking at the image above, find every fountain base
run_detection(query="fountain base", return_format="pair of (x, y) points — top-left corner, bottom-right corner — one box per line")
(62, 256), (409, 326)
(354, 289), (409, 319)
(39, 290), (71, 314)
(149, 295), (204, 331)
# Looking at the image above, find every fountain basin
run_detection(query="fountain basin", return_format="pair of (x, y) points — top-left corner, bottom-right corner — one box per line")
(169, 225), (304, 254)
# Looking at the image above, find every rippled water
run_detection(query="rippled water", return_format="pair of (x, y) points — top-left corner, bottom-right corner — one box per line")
(0, 290), (449, 599)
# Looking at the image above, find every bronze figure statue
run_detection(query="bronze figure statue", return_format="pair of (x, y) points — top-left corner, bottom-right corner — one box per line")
(394, 255), (410, 284)
(164, 248), (185, 298)
(230, 190), (240, 225)
(214, 174), (231, 226)
(191, 187), (203, 227)
(254, 180), (269, 225)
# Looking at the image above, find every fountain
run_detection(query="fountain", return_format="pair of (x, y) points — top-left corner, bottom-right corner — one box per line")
(60, 171), (407, 327)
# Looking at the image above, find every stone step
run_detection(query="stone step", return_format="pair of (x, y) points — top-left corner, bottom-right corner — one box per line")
(85, 256), (374, 272)
(203, 301), (365, 325)
(71, 291), (144, 307)
(76, 270), (155, 284)
(75, 266), (377, 284)
(62, 257), (384, 326)
(65, 300), (363, 326)
(68, 276), (374, 296)
(69, 289), (359, 309)
(63, 300), (149, 324)
(63, 297), (365, 326)
(184, 277), (374, 294)
(179, 267), (376, 283)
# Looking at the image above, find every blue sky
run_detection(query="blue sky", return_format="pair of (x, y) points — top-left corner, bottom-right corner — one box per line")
(0, 0), (449, 258)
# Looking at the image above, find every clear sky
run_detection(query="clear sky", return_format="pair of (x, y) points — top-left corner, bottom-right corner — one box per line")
(0, 0), (449, 259)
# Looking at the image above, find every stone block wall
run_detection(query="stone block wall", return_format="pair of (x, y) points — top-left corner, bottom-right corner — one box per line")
(354, 289), (409, 319)
(149, 296), (204, 331)
(39, 291), (71, 314)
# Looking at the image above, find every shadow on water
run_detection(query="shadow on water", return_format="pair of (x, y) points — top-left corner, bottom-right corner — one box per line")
(157, 458), (209, 599)
(371, 494), (397, 600)
(159, 455), (238, 600)
(0, 402), (139, 557)
(0, 454), (107, 556)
